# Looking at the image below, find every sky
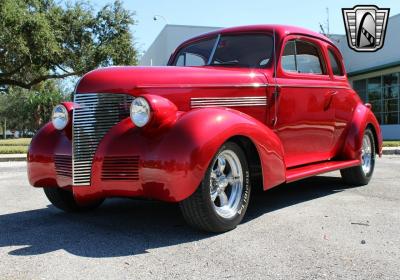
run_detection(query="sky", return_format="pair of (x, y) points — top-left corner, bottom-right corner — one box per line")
(93, 0), (399, 54)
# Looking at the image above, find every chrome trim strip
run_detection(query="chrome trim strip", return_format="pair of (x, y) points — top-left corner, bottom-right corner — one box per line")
(275, 84), (351, 90)
(135, 83), (269, 89)
(191, 96), (267, 108)
(191, 96), (267, 100)
(134, 83), (350, 90)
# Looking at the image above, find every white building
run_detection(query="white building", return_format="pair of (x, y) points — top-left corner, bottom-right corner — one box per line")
(140, 16), (400, 139)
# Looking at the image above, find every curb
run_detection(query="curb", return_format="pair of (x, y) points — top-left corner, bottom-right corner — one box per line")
(382, 148), (400, 155)
(0, 154), (27, 162)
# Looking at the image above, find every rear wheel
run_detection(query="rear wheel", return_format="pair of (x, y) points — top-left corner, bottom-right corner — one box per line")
(44, 187), (104, 212)
(340, 128), (376, 186)
(180, 142), (251, 233)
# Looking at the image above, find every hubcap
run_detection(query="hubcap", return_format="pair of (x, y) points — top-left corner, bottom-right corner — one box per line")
(210, 150), (243, 219)
(361, 134), (373, 175)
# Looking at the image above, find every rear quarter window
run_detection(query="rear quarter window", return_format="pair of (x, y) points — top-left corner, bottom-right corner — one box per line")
(328, 48), (344, 76)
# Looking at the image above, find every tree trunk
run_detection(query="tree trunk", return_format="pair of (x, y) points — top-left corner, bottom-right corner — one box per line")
(3, 118), (6, 139)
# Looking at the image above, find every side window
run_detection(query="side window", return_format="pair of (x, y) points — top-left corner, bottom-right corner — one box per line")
(281, 39), (326, 75)
(295, 40), (325, 74)
(176, 53), (206, 66)
(281, 40), (297, 72)
(175, 55), (185, 66)
(328, 49), (344, 76)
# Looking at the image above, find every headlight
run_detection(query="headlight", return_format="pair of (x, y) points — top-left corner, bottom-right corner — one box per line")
(52, 104), (69, 130)
(130, 97), (151, 127)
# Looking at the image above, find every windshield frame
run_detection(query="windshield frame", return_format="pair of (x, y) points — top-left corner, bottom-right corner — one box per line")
(169, 32), (274, 69)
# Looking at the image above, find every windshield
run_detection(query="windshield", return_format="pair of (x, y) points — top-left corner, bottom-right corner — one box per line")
(172, 34), (273, 68)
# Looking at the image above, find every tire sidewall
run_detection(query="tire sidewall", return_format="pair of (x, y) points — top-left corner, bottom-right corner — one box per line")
(362, 129), (376, 179)
(201, 142), (251, 231)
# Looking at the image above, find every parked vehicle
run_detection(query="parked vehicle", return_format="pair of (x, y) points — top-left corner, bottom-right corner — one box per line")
(28, 25), (382, 232)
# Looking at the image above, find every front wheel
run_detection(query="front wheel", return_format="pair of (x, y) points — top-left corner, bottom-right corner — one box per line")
(44, 187), (104, 212)
(340, 128), (376, 186)
(180, 142), (251, 233)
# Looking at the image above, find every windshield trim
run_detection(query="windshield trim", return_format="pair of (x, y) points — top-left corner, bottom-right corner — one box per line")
(207, 34), (221, 65)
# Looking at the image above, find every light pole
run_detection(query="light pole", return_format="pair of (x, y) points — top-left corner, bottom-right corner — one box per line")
(151, 15), (169, 66)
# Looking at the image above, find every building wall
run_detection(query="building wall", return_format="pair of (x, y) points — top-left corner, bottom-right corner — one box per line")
(349, 66), (400, 140)
(381, 125), (400, 140)
(336, 13), (400, 139)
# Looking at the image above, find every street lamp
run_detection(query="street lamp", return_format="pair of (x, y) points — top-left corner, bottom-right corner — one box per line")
(153, 15), (168, 24)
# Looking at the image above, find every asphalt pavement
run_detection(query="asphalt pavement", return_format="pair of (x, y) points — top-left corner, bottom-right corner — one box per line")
(0, 156), (399, 280)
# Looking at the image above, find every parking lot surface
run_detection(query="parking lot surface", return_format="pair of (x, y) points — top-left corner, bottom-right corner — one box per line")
(0, 156), (399, 280)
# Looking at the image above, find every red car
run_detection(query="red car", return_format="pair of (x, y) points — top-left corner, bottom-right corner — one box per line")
(28, 25), (382, 232)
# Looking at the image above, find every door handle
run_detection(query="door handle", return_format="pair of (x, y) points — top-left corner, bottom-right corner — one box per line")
(324, 91), (337, 111)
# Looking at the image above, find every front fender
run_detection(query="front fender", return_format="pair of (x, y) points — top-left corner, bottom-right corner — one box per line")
(27, 122), (72, 188)
(160, 107), (286, 194)
(73, 108), (286, 203)
(340, 103), (383, 159)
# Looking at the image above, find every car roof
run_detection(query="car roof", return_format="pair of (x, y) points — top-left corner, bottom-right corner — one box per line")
(179, 24), (335, 47)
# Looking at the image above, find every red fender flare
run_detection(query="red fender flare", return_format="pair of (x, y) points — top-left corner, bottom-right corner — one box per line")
(340, 103), (383, 159)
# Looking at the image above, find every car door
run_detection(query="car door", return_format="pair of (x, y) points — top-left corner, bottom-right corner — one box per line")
(325, 46), (359, 156)
(273, 36), (335, 168)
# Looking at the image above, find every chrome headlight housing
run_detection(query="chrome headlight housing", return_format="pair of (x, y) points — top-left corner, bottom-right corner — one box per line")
(130, 97), (151, 127)
(52, 104), (69, 130)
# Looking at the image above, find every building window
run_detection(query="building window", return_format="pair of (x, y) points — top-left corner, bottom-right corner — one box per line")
(353, 79), (367, 101)
(353, 72), (400, 125)
(383, 73), (399, 124)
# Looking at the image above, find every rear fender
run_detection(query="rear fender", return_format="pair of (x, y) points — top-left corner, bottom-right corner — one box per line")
(340, 103), (383, 159)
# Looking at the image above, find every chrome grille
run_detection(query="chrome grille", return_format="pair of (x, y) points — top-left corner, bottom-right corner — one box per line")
(54, 154), (72, 178)
(73, 93), (134, 185)
(102, 156), (140, 181)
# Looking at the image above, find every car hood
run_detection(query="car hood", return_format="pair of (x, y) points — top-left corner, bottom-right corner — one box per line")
(76, 66), (269, 94)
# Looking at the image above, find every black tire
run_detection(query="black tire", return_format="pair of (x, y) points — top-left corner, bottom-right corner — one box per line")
(340, 128), (376, 186)
(180, 142), (251, 233)
(43, 187), (104, 212)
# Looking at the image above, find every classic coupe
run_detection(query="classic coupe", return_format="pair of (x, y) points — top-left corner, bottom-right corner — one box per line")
(28, 25), (382, 232)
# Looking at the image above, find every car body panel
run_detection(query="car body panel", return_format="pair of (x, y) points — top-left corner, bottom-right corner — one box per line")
(27, 24), (383, 204)
(29, 108), (286, 203)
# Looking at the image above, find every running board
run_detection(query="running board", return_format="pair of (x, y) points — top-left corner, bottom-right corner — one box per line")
(286, 160), (361, 183)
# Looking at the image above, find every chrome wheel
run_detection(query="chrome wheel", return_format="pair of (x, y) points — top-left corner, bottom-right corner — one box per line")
(361, 134), (372, 174)
(210, 150), (243, 219)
